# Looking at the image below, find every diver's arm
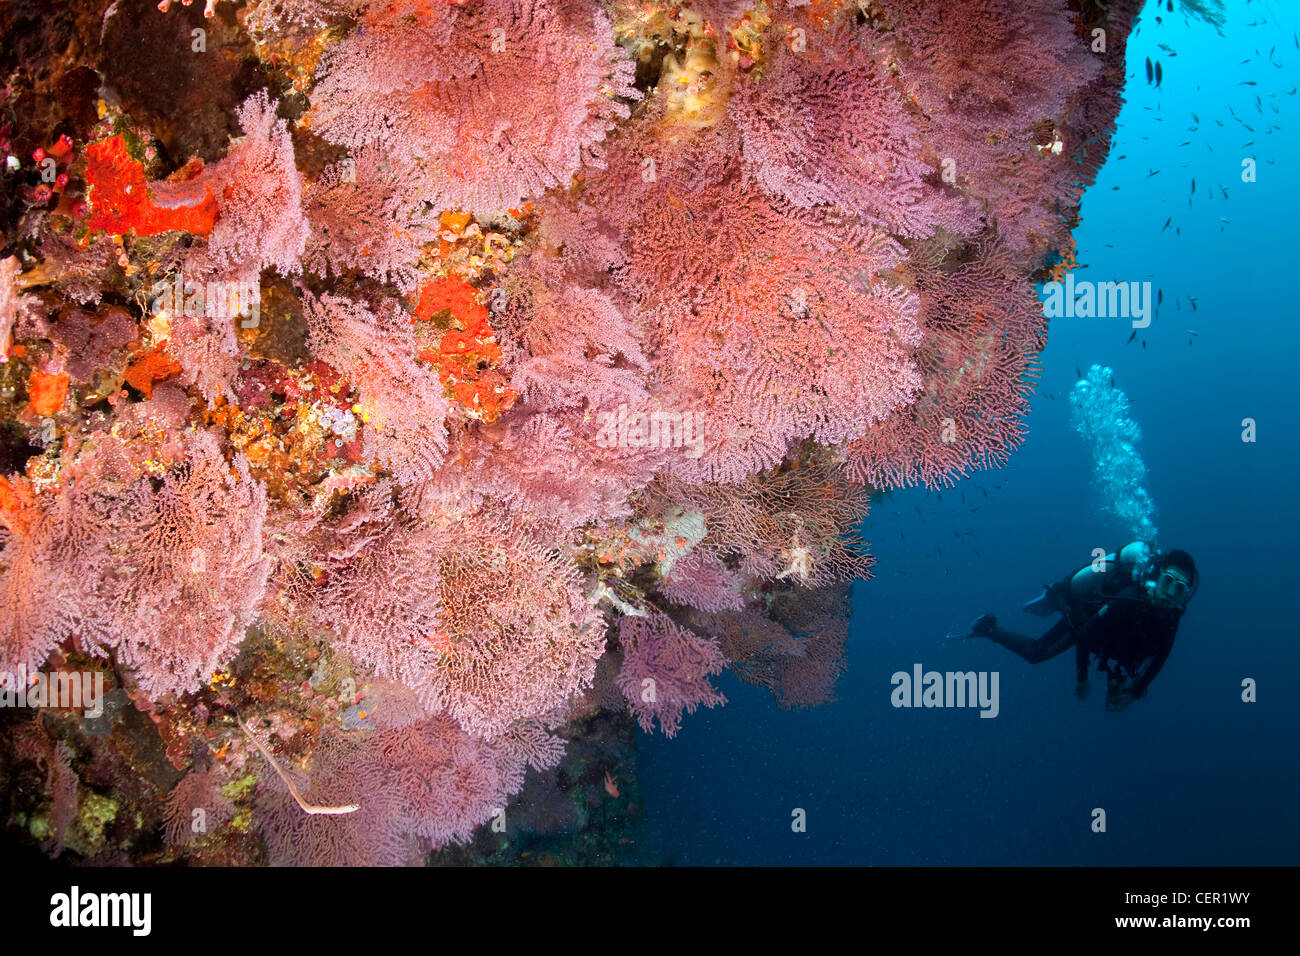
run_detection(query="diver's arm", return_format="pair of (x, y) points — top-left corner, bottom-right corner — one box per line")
(1127, 625), (1177, 700)
(1073, 642), (1092, 699)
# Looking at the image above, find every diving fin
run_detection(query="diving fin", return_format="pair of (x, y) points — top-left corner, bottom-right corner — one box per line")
(1023, 586), (1058, 617)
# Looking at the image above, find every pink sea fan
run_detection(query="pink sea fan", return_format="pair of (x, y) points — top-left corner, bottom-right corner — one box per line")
(881, 0), (1101, 254)
(303, 146), (441, 292)
(303, 292), (450, 483)
(657, 464), (873, 587)
(25, 218), (119, 307)
(203, 91), (309, 276)
(845, 242), (1043, 489)
(310, 0), (639, 214)
(106, 430), (271, 698)
(303, 490), (605, 737)
(766, 583), (851, 710)
(379, 716), (563, 845)
(14, 726), (79, 856)
(698, 583), (850, 710)
(0, 474), (117, 680)
(729, 25), (978, 239)
(253, 726), (419, 866)
(1, 255), (36, 361)
(504, 278), (650, 414)
(424, 511), (607, 737)
(244, 0), (360, 33)
(466, 410), (665, 526)
(687, 0), (752, 26)
(166, 278), (244, 407)
(591, 128), (925, 481)
(617, 612), (726, 738)
(353, 677), (432, 731)
(164, 764), (235, 846)
(254, 715), (563, 863)
(661, 549), (744, 613)
(303, 482), (451, 697)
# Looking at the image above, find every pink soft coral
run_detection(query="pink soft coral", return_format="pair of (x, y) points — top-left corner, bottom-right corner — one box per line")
(617, 613), (726, 738)
(310, 0), (639, 215)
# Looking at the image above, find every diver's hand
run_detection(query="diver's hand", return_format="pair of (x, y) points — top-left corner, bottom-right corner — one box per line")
(1106, 691), (1133, 712)
(1074, 680), (1091, 701)
(946, 614), (996, 641)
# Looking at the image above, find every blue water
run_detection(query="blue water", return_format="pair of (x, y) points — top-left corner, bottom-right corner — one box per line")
(636, 0), (1300, 866)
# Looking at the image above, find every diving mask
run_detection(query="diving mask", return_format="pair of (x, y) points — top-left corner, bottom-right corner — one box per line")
(1153, 567), (1191, 607)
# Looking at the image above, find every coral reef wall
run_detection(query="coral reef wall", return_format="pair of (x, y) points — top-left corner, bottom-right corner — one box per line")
(0, 0), (1137, 864)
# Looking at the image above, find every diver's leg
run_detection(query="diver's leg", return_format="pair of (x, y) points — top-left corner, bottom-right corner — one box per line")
(986, 618), (1077, 665)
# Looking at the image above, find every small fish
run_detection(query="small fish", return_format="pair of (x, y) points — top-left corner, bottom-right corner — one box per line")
(1188, 329), (1199, 337)
(1191, 112), (1200, 123)
(1155, 61), (1163, 87)
(1075, 365), (1083, 380)
(1126, 330), (1137, 345)
(1190, 179), (1196, 196)
(1146, 168), (1160, 178)
(1188, 296), (1198, 311)
(1162, 217), (1172, 231)
(1145, 58), (1153, 84)
(1238, 80), (1258, 86)
(1157, 289), (1163, 305)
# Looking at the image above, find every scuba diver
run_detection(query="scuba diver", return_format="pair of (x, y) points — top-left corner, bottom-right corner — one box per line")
(959, 542), (1198, 711)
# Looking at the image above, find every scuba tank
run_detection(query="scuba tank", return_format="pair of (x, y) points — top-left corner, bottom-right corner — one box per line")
(1021, 541), (1154, 617)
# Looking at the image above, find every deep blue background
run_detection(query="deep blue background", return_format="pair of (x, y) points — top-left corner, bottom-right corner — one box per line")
(635, 0), (1300, 865)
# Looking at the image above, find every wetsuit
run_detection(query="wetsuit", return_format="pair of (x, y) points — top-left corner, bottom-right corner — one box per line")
(986, 548), (1182, 707)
